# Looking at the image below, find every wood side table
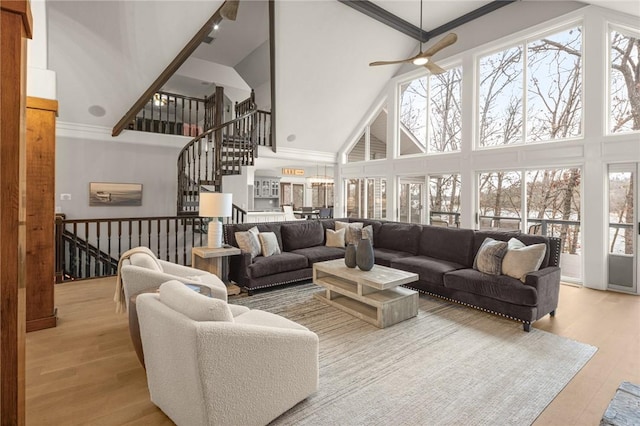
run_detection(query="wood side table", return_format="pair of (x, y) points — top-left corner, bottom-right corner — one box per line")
(192, 246), (241, 295)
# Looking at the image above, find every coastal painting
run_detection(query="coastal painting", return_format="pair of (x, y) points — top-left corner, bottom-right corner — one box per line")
(89, 182), (142, 206)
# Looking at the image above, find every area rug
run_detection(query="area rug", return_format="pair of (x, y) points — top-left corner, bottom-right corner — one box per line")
(231, 283), (597, 426)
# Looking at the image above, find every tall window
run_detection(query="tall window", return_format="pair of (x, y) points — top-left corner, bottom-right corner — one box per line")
(311, 183), (334, 207)
(609, 27), (640, 134)
(478, 171), (522, 229)
(280, 183), (304, 209)
(429, 174), (461, 226)
(478, 25), (583, 147)
(347, 106), (387, 162)
(345, 178), (386, 219)
(398, 66), (462, 156)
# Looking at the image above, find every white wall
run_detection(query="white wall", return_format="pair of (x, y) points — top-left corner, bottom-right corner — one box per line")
(27, 0), (56, 99)
(55, 127), (187, 219)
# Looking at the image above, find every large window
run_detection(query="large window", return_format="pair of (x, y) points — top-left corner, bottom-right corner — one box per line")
(478, 25), (583, 147)
(280, 183), (304, 209)
(347, 106), (387, 162)
(398, 66), (462, 156)
(429, 174), (461, 226)
(311, 183), (334, 208)
(609, 27), (640, 134)
(345, 178), (386, 219)
(478, 168), (582, 281)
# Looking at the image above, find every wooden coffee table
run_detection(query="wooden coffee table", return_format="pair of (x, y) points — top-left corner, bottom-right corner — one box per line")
(313, 259), (419, 328)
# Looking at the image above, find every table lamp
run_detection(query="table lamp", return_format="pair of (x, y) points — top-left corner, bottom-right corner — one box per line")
(199, 192), (232, 248)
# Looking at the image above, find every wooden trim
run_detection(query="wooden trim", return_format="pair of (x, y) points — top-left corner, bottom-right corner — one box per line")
(26, 96), (58, 113)
(26, 316), (57, 333)
(0, 0), (33, 38)
(269, 0), (276, 153)
(111, 1), (237, 137)
(0, 1), (30, 423)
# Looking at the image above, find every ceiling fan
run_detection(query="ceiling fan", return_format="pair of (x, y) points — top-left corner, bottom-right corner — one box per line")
(369, 0), (458, 74)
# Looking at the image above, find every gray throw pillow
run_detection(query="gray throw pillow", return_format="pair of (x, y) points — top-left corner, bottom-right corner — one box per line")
(235, 226), (261, 258)
(473, 237), (508, 275)
(335, 221), (364, 245)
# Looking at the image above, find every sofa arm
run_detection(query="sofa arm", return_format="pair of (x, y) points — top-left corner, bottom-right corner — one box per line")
(524, 266), (561, 320)
(195, 323), (319, 425)
(228, 251), (252, 286)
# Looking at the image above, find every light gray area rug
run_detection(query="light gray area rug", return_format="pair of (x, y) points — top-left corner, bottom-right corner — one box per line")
(231, 283), (597, 426)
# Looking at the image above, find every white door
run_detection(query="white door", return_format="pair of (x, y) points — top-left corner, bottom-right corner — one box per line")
(607, 163), (638, 293)
(398, 178), (425, 224)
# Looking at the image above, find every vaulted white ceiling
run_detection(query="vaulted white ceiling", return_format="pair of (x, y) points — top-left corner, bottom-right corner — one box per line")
(45, 0), (639, 157)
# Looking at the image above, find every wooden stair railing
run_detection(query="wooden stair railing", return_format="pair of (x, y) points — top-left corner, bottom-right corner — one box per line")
(128, 90), (207, 137)
(177, 108), (260, 215)
(55, 215), (211, 282)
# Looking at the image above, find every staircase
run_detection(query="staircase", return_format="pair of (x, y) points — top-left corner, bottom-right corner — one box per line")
(177, 91), (272, 215)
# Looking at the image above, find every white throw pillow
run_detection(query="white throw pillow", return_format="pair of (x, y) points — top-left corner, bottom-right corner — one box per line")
(258, 232), (281, 257)
(235, 226), (261, 258)
(335, 221), (364, 245)
(326, 228), (346, 248)
(129, 252), (163, 272)
(159, 280), (233, 322)
(502, 238), (547, 282)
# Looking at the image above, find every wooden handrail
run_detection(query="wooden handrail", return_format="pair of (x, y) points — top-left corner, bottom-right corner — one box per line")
(111, 0), (239, 137)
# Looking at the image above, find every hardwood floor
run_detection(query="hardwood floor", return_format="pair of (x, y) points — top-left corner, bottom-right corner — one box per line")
(26, 278), (639, 425)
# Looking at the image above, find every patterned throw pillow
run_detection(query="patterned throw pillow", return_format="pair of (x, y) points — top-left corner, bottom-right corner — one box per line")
(234, 226), (261, 258)
(326, 228), (346, 248)
(335, 221), (364, 245)
(502, 238), (547, 282)
(473, 237), (508, 275)
(258, 232), (281, 257)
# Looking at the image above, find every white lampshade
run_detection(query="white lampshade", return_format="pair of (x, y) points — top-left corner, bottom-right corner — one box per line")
(199, 193), (232, 249)
(199, 192), (232, 218)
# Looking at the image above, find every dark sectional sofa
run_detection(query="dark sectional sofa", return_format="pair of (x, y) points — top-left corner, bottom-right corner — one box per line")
(223, 218), (561, 331)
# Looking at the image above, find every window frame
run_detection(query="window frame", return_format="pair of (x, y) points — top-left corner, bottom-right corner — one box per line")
(607, 23), (640, 137)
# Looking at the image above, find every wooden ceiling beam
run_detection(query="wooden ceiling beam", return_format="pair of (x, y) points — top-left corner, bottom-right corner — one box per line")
(338, 0), (518, 43)
(111, 1), (238, 137)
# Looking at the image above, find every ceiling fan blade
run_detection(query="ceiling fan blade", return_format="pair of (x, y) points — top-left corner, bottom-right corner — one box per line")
(422, 33), (458, 57)
(220, 0), (239, 21)
(424, 60), (446, 74)
(369, 58), (413, 66)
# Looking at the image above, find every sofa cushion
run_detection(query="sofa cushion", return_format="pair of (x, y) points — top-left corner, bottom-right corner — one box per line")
(225, 223), (283, 251)
(373, 248), (415, 267)
(473, 238), (508, 275)
(377, 222), (422, 255)
(325, 228), (345, 248)
(291, 246), (346, 264)
(419, 226), (475, 267)
(281, 221), (324, 251)
(235, 226), (261, 258)
(391, 256), (466, 286)
(234, 309), (309, 331)
(472, 230), (520, 259)
(129, 252), (163, 272)
(502, 238), (546, 282)
(248, 252), (308, 279)
(159, 280), (233, 322)
(335, 221), (364, 245)
(444, 269), (538, 306)
(513, 234), (551, 268)
(258, 232), (281, 257)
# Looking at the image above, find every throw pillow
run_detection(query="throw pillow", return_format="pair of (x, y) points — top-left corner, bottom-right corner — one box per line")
(159, 280), (233, 322)
(258, 232), (281, 257)
(335, 221), (364, 245)
(235, 226), (261, 258)
(502, 238), (547, 282)
(326, 228), (346, 248)
(361, 225), (374, 246)
(473, 237), (508, 275)
(129, 252), (163, 272)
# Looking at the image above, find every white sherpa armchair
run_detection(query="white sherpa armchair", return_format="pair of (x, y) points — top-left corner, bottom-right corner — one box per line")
(116, 247), (228, 312)
(137, 281), (319, 426)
